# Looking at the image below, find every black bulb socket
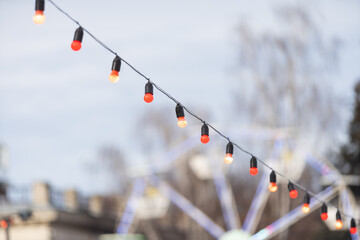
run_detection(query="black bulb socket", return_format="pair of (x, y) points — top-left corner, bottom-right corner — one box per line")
(73, 27), (84, 42)
(145, 82), (153, 95)
(288, 182), (295, 192)
(304, 193), (310, 204)
(250, 156), (257, 168)
(35, 0), (45, 11)
(226, 142), (233, 154)
(111, 56), (121, 71)
(336, 210), (341, 221)
(351, 218), (356, 228)
(270, 171), (276, 183)
(201, 124), (209, 136)
(321, 203), (328, 214)
(175, 104), (185, 118)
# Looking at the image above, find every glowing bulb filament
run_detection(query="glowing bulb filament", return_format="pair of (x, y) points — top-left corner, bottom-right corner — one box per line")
(177, 117), (187, 128)
(224, 153), (233, 164)
(335, 220), (343, 229)
(268, 182), (278, 192)
(33, 10), (46, 24)
(109, 70), (119, 83)
(302, 203), (310, 213)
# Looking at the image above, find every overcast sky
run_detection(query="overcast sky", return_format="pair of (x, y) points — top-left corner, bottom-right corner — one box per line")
(0, 0), (359, 194)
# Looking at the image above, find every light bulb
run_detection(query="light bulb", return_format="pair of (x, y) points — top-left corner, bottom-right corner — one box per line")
(109, 56), (121, 83)
(224, 142), (234, 164)
(335, 220), (343, 229)
(33, 10), (46, 24)
(269, 171), (277, 192)
(249, 156), (258, 175)
(175, 104), (187, 128)
(70, 27), (84, 51)
(33, 0), (45, 24)
(335, 210), (343, 229)
(200, 124), (209, 144)
(320, 204), (328, 221)
(288, 182), (298, 199)
(144, 93), (153, 103)
(350, 219), (357, 234)
(0, 220), (8, 229)
(289, 190), (298, 199)
(71, 41), (82, 51)
(249, 167), (258, 175)
(144, 82), (154, 103)
(302, 203), (310, 213)
(224, 153), (233, 164)
(302, 193), (310, 213)
(177, 117), (187, 128)
(109, 70), (119, 83)
(268, 182), (278, 192)
(201, 135), (209, 144)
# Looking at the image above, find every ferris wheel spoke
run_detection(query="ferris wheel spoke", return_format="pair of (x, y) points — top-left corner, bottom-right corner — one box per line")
(242, 173), (270, 234)
(249, 186), (340, 240)
(211, 156), (241, 230)
(147, 176), (225, 239)
(116, 179), (147, 234)
(242, 139), (285, 234)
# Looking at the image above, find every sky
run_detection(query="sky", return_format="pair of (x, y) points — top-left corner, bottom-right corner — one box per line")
(0, 0), (359, 195)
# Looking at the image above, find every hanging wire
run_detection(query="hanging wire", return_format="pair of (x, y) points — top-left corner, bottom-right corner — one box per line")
(44, 0), (359, 223)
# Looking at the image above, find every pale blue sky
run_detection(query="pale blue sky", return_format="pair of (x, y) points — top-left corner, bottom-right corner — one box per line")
(0, 0), (359, 194)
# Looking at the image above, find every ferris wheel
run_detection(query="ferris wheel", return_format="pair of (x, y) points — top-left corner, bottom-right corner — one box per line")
(116, 127), (358, 240)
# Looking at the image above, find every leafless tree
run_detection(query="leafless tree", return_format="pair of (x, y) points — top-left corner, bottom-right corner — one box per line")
(233, 5), (342, 240)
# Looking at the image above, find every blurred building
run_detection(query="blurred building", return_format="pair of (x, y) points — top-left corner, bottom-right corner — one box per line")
(0, 182), (120, 240)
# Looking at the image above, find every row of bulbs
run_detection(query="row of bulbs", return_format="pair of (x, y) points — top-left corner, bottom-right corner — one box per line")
(32, 0), (358, 235)
(176, 102), (357, 233)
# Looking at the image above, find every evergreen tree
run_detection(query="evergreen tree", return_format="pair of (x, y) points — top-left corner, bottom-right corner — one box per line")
(340, 80), (360, 175)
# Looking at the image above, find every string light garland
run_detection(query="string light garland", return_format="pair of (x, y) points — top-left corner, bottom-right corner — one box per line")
(33, 0), (360, 230)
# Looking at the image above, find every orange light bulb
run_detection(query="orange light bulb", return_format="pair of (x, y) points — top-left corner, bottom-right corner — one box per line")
(249, 167), (258, 176)
(350, 218), (357, 234)
(335, 220), (343, 229)
(268, 182), (278, 192)
(71, 40), (82, 51)
(109, 70), (119, 83)
(302, 203), (310, 213)
(33, 10), (45, 24)
(321, 213), (328, 221)
(201, 135), (209, 144)
(144, 93), (153, 103)
(177, 117), (187, 128)
(224, 153), (233, 164)
(289, 189), (298, 199)
(0, 220), (8, 229)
